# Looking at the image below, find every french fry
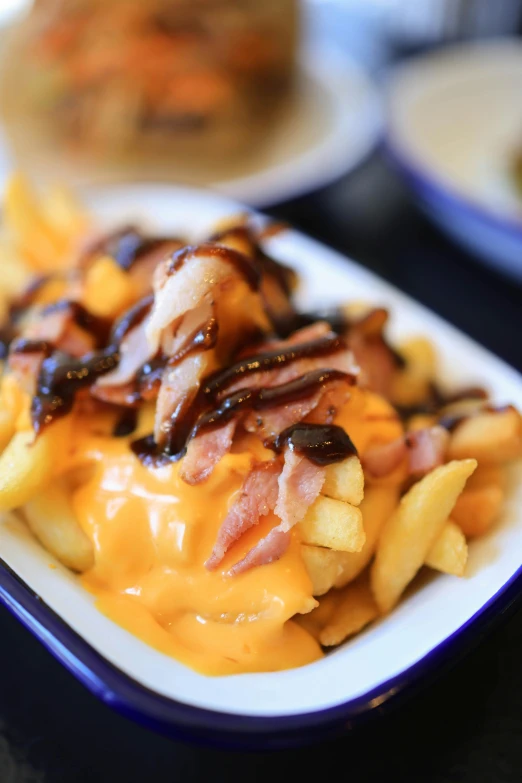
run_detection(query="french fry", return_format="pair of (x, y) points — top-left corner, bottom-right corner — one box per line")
(371, 459), (477, 612)
(322, 455), (364, 505)
(319, 574), (379, 647)
(83, 256), (138, 318)
(447, 407), (522, 464)
(4, 175), (69, 272)
(0, 241), (31, 297)
(334, 484), (400, 588)
(425, 519), (468, 576)
(452, 484), (504, 538)
(294, 590), (337, 641)
(301, 544), (346, 597)
(299, 496), (365, 552)
(0, 418), (71, 511)
(23, 479), (94, 572)
(301, 486), (399, 597)
(391, 337), (437, 407)
(41, 185), (88, 238)
(0, 410), (15, 454)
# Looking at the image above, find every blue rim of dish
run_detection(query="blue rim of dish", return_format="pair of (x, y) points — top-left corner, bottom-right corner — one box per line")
(383, 136), (522, 242)
(1, 554), (521, 749)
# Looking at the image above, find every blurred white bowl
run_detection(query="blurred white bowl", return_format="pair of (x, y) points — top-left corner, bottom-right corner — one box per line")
(385, 40), (522, 281)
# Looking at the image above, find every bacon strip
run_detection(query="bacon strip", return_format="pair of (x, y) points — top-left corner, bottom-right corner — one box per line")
(228, 526), (291, 576)
(7, 351), (45, 396)
(154, 353), (209, 446)
(95, 319), (152, 389)
(24, 306), (94, 358)
(274, 448), (325, 530)
(407, 426), (449, 476)
(147, 249), (248, 354)
(363, 426), (450, 480)
(205, 461), (281, 570)
(180, 420), (237, 485)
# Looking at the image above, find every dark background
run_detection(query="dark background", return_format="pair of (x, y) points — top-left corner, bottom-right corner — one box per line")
(1, 154), (522, 782)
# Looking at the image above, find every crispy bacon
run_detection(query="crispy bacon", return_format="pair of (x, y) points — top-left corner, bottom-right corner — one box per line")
(363, 425), (450, 480)
(24, 306), (94, 358)
(95, 319), (152, 390)
(160, 301), (214, 358)
(348, 333), (396, 397)
(128, 240), (184, 297)
(228, 526), (291, 576)
(205, 461), (281, 570)
(181, 420), (237, 485)
(154, 353), (209, 446)
(146, 248), (249, 355)
(7, 351), (45, 395)
(274, 448), (325, 530)
(407, 425), (449, 476)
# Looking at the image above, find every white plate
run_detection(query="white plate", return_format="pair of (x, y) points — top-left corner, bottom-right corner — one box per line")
(1, 184), (521, 746)
(385, 40), (522, 280)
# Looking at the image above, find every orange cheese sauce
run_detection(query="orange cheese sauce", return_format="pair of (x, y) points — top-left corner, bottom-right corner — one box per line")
(33, 388), (402, 677)
(68, 431), (321, 676)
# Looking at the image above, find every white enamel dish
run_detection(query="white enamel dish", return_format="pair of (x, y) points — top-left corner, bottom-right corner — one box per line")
(385, 40), (522, 281)
(1, 185), (521, 748)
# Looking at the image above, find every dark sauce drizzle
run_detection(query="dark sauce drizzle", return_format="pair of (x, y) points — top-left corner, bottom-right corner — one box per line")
(167, 244), (260, 291)
(113, 408), (138, 438)
(208, 224), (296, 297)
(271, 423), (358, 466)
(292, 307), (406, 368)
(203, 333), (345, 397)
(132, 367), (354, 467)
(26, 295), (155, 433)
(84, 226), (177, 271)
(40, 299), (111, 347)
(169, 317), (218, 366)
(193, 369), (352, 440)
(396, 383), (489, 422)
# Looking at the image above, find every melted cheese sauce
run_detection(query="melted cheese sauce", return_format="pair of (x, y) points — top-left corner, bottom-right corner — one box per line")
(48, 389), (401, 677)
(69, 433), (321, 675)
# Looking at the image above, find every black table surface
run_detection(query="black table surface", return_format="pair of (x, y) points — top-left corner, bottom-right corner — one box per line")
(1, 153), (522, 783)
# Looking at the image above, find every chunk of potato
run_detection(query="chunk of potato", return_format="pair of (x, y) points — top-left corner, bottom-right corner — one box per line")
(319, 574), (379, 647)
(0, 418), (71, 511)
(23, 480), (94, 572)
(334, 484), (400, 588)
(390, 337), (437, 407)
(465, 463), (506, 492)
(452, 484), (504, 538)
(83, 256), (137, 318)
(371, 459), (477, 612)
(322, 455), (364, 505)
(425, 519), (468, 576)
(300, 544), (346, 597)
(299, 496), (365, 552)
(447, 408), (522, 464)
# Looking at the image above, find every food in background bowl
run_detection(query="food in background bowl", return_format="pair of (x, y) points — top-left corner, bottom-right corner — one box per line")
(0, 176), (520, 675)
(0, 0), (297, 170)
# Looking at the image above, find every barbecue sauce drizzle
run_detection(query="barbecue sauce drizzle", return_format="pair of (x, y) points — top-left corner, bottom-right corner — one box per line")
(83, 226), (179, 271)
(8, 227), (359, 468)
(132, 331), (352, 466)
(271, 423), (358, 466)
(167, 244), (261, 291)
(19, 295), (154, 433)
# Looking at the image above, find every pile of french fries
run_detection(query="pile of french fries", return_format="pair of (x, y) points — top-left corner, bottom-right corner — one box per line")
(297, 366), (521, 648)
(0, 176), (521, 657)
